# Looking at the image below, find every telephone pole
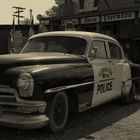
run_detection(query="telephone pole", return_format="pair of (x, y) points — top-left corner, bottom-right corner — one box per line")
(12, 6), (26, 25)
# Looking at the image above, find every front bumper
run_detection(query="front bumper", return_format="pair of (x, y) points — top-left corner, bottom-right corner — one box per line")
(0, 85), (49, 129)
(0, 112), (48, 129)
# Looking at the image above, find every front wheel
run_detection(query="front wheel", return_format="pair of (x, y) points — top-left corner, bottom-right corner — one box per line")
(49, 92), (69, 133)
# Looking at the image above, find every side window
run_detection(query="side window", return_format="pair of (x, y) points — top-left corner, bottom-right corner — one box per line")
(91, 40), (107, 58)
(108, 42), (122, 59)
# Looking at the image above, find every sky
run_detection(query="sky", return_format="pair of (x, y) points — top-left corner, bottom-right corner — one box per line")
(0, 0), (55, 25)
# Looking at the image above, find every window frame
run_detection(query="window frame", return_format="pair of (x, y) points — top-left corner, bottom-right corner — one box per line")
(107, 41), (123, 60)
(89, 39), (108, 59)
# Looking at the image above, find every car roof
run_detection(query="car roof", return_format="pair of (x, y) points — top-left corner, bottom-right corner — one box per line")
(30, 31), (118, 43)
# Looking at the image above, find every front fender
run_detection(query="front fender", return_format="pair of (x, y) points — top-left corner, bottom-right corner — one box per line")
(5, 63), (93, 89)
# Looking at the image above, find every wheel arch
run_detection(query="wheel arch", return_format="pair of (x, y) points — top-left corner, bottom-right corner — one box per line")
(44, 88), (79, 113)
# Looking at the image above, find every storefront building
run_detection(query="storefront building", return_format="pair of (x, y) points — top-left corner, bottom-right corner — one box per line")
(41, 0), (140, 63)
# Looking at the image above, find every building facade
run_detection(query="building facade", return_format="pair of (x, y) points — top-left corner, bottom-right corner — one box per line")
(0, 25), (40, 54)
(41, 0), (140, 63)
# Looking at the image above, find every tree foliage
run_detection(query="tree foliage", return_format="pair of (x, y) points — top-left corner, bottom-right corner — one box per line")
(55, 0), (61, 5)
(45, 0), (76, 17)
(45, 6), (60, 17)
(20, 18), (30, 25)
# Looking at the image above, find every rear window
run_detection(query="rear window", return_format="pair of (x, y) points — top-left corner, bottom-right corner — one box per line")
(108, 42), (122, 59)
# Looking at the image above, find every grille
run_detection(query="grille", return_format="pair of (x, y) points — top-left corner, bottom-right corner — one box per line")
(0, 92), (16, 103)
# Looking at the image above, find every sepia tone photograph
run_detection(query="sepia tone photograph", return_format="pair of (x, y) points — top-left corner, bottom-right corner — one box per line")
(0, 0), (140, 139)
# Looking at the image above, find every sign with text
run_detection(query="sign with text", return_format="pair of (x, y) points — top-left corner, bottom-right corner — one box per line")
(81, 16), (100, 24)
(101, 12), (135, 22)
(61, 19), (79, 26)
(41, 20), (49, 25)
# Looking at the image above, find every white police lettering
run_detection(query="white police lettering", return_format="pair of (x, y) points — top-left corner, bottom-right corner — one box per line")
(97, 81), (113, 94)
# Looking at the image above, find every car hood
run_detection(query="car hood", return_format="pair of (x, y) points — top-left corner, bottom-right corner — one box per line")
(0, 52), (87, 85)
(0, 52), (87, 66)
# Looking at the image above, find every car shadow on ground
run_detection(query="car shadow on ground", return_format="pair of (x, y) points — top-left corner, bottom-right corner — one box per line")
(0, 100), (140, 140)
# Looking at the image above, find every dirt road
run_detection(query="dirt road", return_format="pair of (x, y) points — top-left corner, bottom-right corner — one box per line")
(0, 100), (140, 140)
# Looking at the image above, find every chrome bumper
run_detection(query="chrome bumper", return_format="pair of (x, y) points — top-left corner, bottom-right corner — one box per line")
(0, 85), (49, 129)
(0, 112), (49, 129)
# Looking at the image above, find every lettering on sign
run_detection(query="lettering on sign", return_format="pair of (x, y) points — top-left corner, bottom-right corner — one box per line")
(97, 81), (113, 94)
(41, 20), (49, 25)
(81, 16), (100, 24)
(61, 19), (79, 26)
(101, 12), (135, 22)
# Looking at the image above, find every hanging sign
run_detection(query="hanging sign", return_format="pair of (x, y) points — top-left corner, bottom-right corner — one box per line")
(61, 19), (79, 26)
(41, 20), (49, 25)
(101, 12), (135, 22)
(81, 16), (100, 24)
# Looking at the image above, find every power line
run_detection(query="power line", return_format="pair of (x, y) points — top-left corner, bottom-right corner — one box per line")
(12, 6), (26, 25)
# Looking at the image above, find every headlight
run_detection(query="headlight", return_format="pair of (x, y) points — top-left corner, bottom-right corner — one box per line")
(17, 73), (34, 97)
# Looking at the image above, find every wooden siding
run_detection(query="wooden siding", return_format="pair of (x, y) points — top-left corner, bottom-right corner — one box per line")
(99, 0), (135, 11)
(73, 0), (140, 13)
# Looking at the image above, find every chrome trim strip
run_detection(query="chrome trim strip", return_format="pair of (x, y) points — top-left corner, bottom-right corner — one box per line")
(123, 77), (140, 82)
(131, 77), (140, 81)
(45, 81), (94, 94)
(0, 85), (46, 113)
(0, 86), (24, 103)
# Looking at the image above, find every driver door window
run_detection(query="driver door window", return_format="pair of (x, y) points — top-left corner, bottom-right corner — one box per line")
(90, 40), (107, 58)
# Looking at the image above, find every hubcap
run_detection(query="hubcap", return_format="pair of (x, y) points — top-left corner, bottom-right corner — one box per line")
(53, 96), (67, 127)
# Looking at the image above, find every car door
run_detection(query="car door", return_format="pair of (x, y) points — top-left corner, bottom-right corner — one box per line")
(107, 41), (125, 97)
(88, 39), (116, 107)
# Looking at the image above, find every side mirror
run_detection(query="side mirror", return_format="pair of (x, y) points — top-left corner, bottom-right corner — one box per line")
(90, 47), (97, 58)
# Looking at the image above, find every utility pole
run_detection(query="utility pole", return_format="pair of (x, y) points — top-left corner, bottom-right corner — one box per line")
(29, 9), (33, 23)
(12, 6), (26, 25)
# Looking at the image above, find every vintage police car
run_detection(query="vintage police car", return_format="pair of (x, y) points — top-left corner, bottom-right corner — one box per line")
(0, 31), (139, 133)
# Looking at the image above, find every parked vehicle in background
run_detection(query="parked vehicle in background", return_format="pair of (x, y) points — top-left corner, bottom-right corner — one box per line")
(0, 31), (139, 133)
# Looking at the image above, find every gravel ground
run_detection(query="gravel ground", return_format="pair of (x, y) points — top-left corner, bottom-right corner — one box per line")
(0, 100), (140, 140)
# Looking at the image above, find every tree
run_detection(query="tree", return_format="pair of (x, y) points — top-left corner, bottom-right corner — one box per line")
(45, 0), (61, 17)
(20, 18), (30, 25)
(45, 6), (60, 17)
(55, 0), (62, 5)
(45, 0), (76, 17)
(61, 0), (75, 16)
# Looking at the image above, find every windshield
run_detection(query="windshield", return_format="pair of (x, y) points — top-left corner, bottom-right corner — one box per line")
(21, 36), (87, 55)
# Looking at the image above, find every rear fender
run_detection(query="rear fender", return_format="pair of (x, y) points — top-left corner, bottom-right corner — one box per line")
(121, 63), (132, 95)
